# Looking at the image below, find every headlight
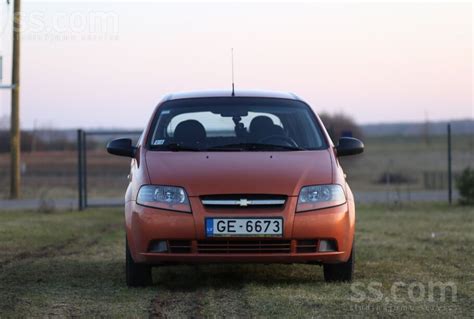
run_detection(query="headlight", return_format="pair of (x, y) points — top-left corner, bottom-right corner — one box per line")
(137, 185), (191, 212)
(296, 184), (346, 212)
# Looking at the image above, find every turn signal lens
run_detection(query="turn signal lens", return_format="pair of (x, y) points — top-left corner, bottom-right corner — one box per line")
(137, 185), (191, 212)
(296, 184), (346, 212)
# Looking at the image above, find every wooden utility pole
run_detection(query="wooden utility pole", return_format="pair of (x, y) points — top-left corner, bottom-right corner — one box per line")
(10, 0), (21, 199)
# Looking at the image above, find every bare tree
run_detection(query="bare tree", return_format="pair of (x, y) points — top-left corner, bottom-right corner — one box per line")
(319, 112), (364, 142)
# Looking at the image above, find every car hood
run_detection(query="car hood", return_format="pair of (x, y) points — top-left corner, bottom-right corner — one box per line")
(145, 150), (334, 196)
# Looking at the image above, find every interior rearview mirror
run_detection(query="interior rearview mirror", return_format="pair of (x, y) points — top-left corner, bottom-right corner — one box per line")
(106, 138), (136, 158)
(336, 137), (364, 157)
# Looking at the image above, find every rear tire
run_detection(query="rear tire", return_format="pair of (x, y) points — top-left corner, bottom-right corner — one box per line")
(323, 245), (354, 282)
(126, 239), (152, 287)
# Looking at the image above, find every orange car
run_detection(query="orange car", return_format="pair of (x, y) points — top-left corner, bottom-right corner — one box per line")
(107, 90), (364, 286)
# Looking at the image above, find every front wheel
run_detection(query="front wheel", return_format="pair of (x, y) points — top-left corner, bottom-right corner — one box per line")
(323, 245), (354, 282)
(126, 239), (152, 287)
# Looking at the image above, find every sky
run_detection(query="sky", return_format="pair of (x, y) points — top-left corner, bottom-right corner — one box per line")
(0, 0), (472, 129)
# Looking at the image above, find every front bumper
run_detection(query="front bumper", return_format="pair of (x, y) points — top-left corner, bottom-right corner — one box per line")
(125, 197), (354, 265)
(140, 251), (345, 264)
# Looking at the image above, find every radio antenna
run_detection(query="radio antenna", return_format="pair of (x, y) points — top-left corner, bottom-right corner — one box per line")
(231, 48), (235, 96)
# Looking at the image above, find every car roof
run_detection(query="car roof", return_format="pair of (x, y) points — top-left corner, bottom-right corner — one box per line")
(162, 89), (301, 102)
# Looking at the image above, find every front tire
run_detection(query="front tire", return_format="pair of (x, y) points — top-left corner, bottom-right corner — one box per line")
(323, 245), (354, 282)
(126, 239), (152, 287)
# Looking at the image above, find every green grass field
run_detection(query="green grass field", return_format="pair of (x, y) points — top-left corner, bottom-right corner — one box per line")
(0, 204), (473, 318)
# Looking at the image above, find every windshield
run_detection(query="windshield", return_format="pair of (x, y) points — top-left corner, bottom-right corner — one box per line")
(147, 97), (328, 151)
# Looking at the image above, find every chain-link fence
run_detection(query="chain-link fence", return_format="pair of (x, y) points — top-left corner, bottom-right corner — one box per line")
(341, 122), (473, 204)
(0, 122), (472, 209)
(77, 130), (142, 209)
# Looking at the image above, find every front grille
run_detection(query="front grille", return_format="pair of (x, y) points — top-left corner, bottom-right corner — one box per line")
(197, 239), (291, 254)
(148, 239), (325, 254)
(168, 240), (192, 253)
(201, 194), (287, 208)
(296, 239), (318, 253)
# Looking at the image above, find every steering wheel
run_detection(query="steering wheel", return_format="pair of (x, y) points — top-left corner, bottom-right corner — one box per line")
(258, 135), (299, 148)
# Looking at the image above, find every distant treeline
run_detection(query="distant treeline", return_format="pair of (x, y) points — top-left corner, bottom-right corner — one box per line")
(362, 119), (474, 137)
(0, 118), (471, 153)
(319, 113), (364, 141)
(0, 130), (97, 153)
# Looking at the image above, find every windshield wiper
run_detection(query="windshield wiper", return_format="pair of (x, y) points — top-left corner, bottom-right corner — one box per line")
(208, 143), (305, 151)
(165, 142), (305, 152)
(165, 143), (201, 152)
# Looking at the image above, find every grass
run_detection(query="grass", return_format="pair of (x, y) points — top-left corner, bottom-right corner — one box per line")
(0, 204), (473, 318)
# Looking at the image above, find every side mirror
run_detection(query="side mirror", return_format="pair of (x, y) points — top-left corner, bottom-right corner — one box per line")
(106, 138), (136, 158)
(336, 137), (364, 157)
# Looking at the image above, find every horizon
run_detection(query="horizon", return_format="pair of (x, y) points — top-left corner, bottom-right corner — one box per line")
(0, 1), (472, 129)
(0, 117), (472, 133)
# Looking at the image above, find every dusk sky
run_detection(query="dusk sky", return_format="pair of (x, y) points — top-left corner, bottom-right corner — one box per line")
(0, 1), (472, 129)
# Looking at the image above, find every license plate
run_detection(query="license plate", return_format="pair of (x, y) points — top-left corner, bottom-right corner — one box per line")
(205, 218), (283, 237)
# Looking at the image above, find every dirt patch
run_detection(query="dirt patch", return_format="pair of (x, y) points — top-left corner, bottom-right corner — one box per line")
(0, 223), (120, 269)
(0, 238), (77, 269)
(149, 270), (252, 319)
(149, 289), (207, 319)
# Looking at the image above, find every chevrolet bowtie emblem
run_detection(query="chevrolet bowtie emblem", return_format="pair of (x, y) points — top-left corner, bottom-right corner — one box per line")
(239, 199), (251, 206)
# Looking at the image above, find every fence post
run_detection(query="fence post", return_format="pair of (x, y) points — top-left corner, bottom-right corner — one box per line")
(447, 123), (452, 205)
(77, 129), (84, 210)
(83, 132), (88, 209)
